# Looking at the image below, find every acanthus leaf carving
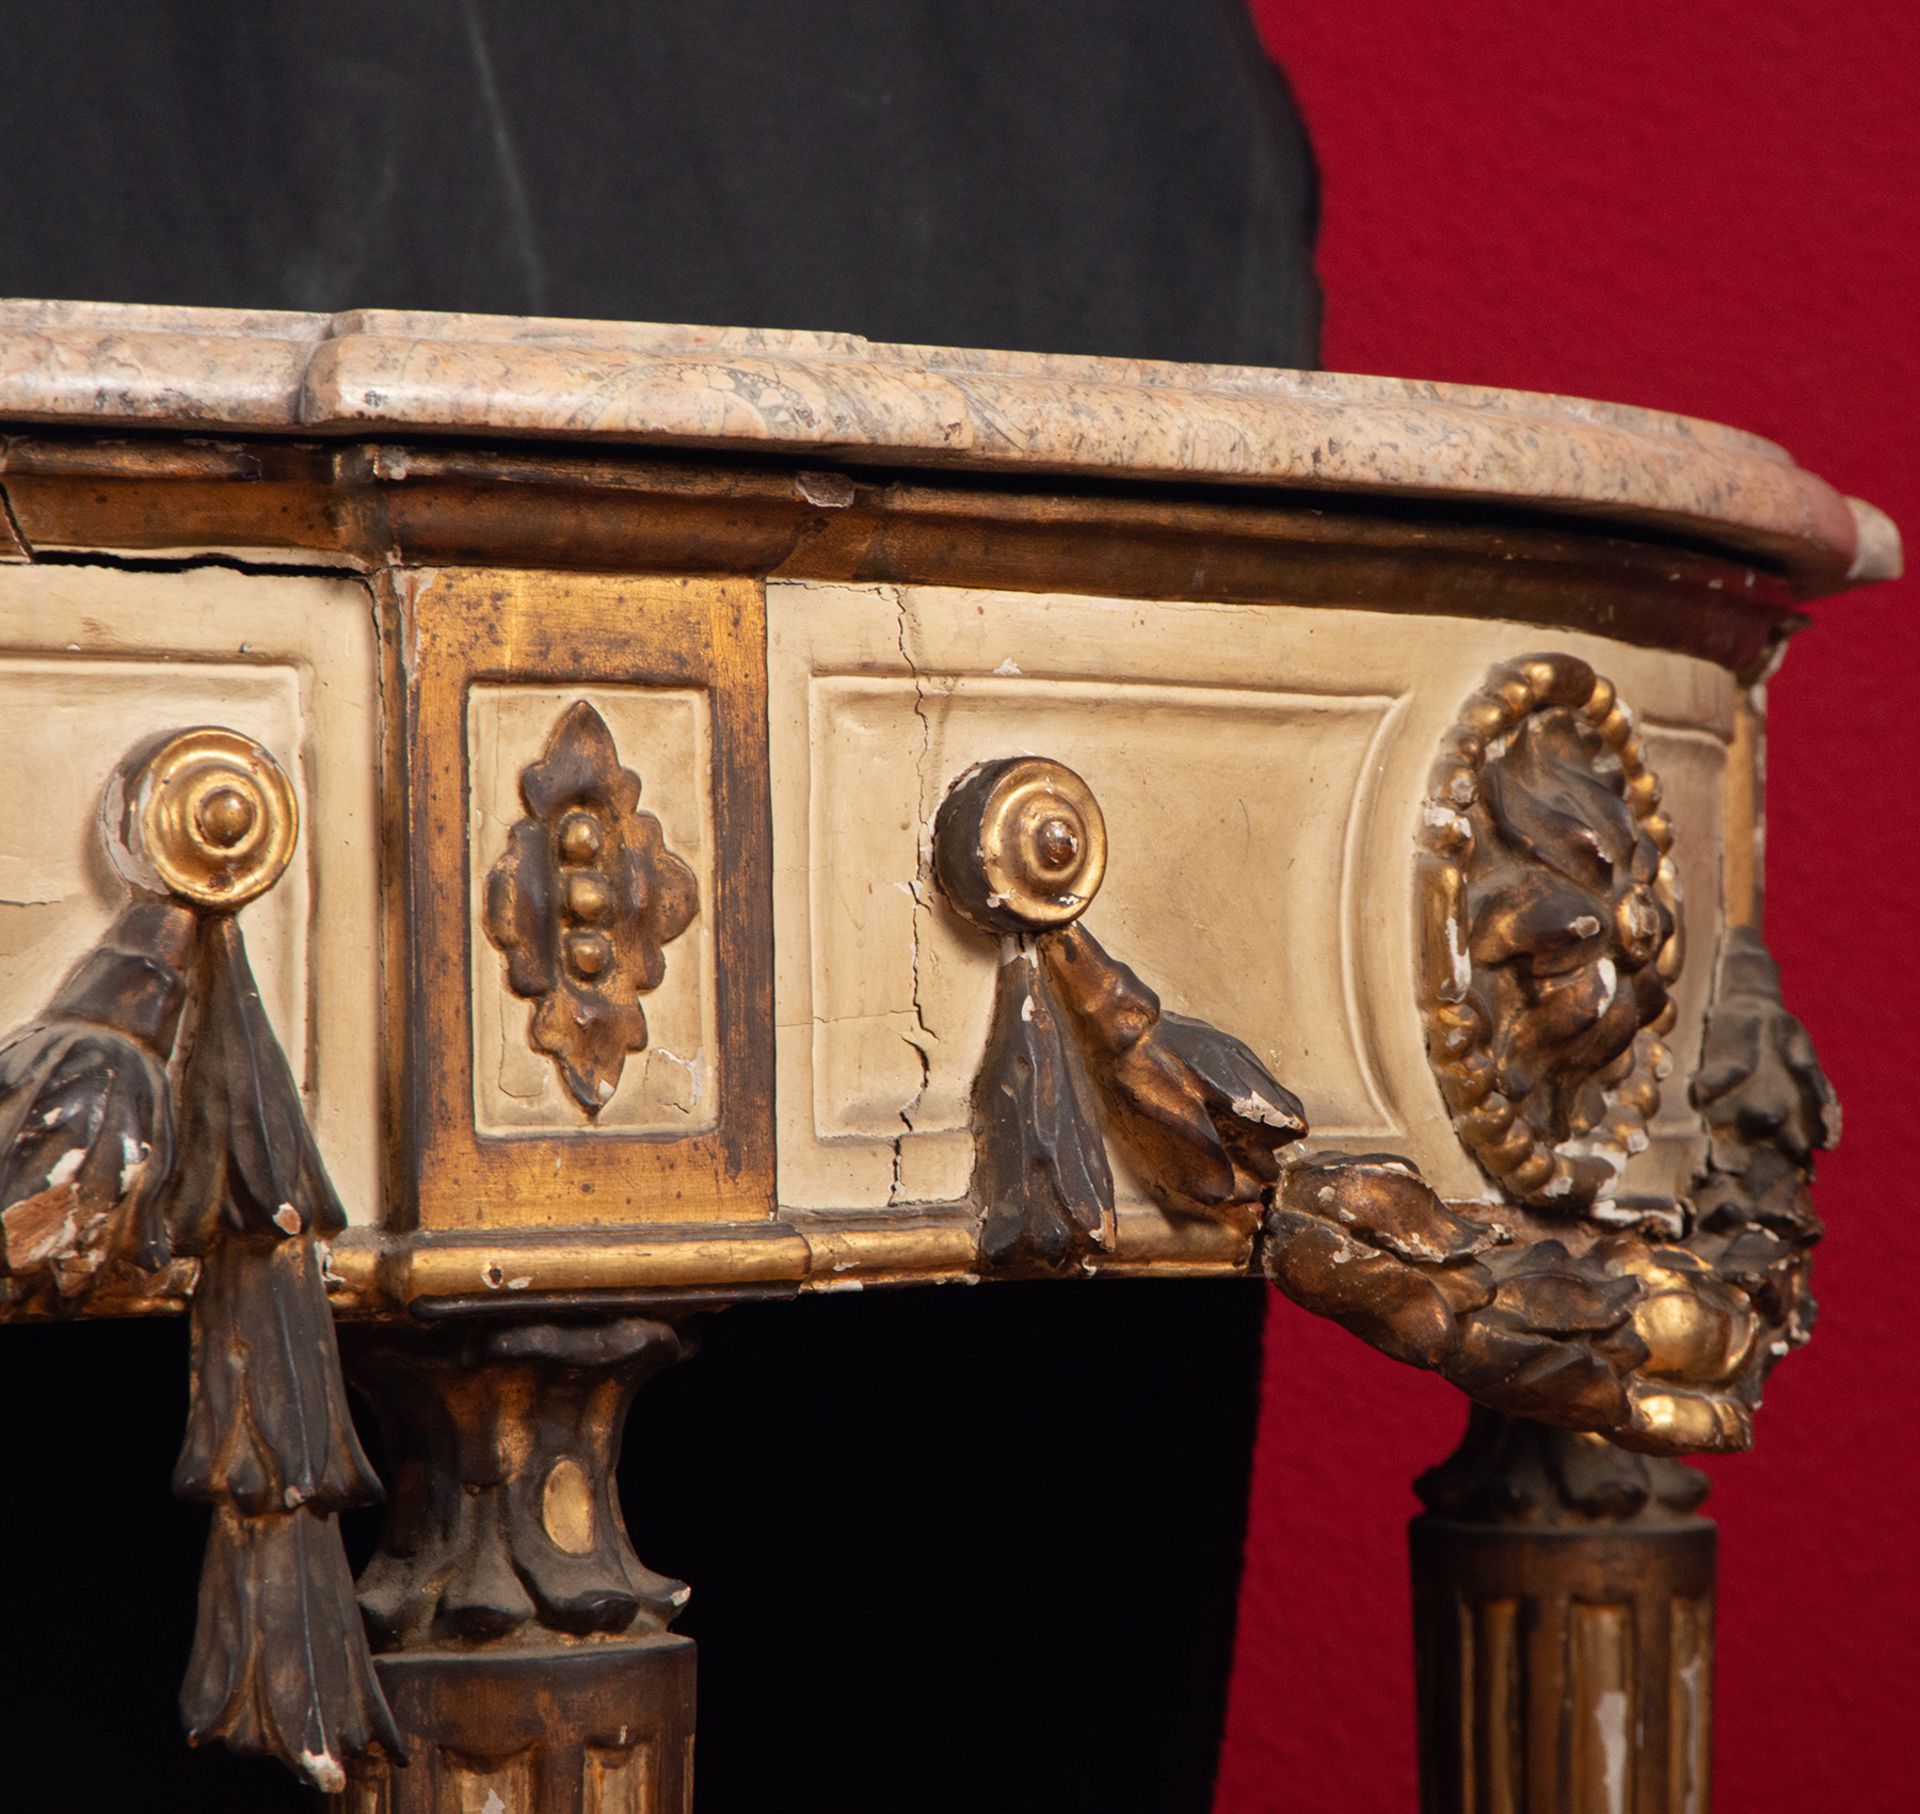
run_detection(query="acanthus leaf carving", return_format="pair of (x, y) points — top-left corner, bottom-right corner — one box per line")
(350, 1315), (691, 1650)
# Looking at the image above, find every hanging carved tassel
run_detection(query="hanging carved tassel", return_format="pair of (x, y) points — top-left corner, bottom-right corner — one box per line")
(159, 874), (400, 1792)
(0, 726), (399, 1790)
(972, 939), (1114, 1267)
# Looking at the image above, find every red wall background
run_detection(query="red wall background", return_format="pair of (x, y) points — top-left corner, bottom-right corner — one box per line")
(1219, 5), (1919, 1810)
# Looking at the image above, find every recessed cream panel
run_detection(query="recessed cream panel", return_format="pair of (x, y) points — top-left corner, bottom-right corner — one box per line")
(1634, 725), (1728, 1185)
(0, 562), (381, 1220)
(467, 684), (718, 1138)
(769, 581), (1737, 1211)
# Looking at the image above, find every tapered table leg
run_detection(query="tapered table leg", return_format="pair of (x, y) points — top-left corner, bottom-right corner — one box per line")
(333, 1315), (695, 1814)
(1411, 1409), (1715, 1814)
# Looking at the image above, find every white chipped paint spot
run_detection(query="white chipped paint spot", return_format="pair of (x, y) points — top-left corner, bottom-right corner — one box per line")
(671, 1586), (692, 1607)
(1594, 956), (1619, 1005)
(992, 656), (1023, 676)
(118, 1134), (148, 1194)
(1443, 915), (1473, 1001)
(1769, 1339), (1789, 1357)
(816, 1278), (865, 1292)
(299, 1749), (346, 1795)
(1020, 993), (1036, 1022)
(1571, 914), (1602, 938)
(1316, 1185), (1337, 1207)
(985, 891), (1008, 909)
(595, 1078), (616, 1104)
(648, 1046), (701, 1114)
(1423, 803), (1470, 839)
(481, 1792), (508, 1814)
(1595, 1689), (1629, 1814)
(45, 1148), (84, 1189)
(283, 1485), (307, 1509)
(506, 1276), (532, 1290)
(1231, 1092), (1297, 1128)
(1543, 1172), (1575, 1199)
(273, 1203), (303, 1236)
(1678, 1653), (1707, 1814)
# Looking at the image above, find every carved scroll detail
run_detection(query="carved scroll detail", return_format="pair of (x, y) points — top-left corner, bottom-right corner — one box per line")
(1421, 654), (1682, 1210)
(0, 727), (396, 1791)
(484, 701), (699, 1115)
(933, 757), (1305, 1270)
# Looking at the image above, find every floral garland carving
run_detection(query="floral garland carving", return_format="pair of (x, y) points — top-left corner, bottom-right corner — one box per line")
(1420, 653), (1683, 1210)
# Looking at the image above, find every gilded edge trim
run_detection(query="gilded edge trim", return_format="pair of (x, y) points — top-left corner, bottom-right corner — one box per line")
(0, 1207), (1259, 1317)
(317, 1209), (1253, 1313)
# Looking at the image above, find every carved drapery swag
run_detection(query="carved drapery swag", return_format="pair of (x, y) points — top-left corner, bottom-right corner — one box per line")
(0, 729), (396, 1792)
(484, 700), (699, 1116)
(934, 696), (1833, 1457)
(931, 757), (1307, 1270)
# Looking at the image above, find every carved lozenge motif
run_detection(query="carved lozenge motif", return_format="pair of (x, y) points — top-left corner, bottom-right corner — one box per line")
(484, 701), (699, 1116)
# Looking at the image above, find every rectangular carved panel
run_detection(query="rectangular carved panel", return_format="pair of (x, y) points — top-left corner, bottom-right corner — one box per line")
(392, 569), (772, 1231)
(468, 684), (718, 1138)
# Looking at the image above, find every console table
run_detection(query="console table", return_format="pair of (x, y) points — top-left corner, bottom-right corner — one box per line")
(0, 301), (1897, 1810)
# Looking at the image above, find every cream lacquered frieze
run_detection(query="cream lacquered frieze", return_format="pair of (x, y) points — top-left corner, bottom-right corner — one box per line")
(767, 580), (1738, 1217)
(0, 561), (382, 1223)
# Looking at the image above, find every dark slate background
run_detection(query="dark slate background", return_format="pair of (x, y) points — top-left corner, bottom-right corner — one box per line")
(0, 3), (1318, 1808)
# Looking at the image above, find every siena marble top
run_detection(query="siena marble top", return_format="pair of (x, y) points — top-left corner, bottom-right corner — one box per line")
(0, 299), (1898, 597)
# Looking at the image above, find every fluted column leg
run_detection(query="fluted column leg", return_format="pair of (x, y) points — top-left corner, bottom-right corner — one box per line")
(1411, 1409), (1715, 1814)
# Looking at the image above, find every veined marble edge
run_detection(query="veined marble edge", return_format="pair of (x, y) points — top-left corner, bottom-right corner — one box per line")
(0, 298), (1900, 592)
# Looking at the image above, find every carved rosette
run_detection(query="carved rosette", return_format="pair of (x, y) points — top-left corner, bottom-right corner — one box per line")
(1420, 654), (1683, 1210)
(484, 701), (699, 1115)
